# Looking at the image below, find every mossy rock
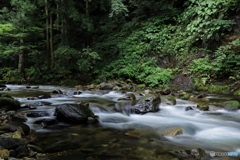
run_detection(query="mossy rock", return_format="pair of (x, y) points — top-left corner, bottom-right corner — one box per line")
(233, 90), (240, 96)
(197, 104), (209, 111)
(222, 101), (240, 111)
(136, 84), (146, 89)
(180, 93), (190, 100)
(0, 96), (21, 111)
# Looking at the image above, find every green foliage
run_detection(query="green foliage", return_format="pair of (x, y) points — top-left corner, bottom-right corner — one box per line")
(0, 67), (22, 83)
(109, 0), (128, 17)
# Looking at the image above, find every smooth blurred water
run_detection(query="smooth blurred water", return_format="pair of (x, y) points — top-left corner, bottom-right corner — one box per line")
(2, 84), (240, 159)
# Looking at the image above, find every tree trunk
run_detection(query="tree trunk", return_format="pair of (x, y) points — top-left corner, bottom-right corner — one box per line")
(18, 38), (24, 74)
(50, 12), (54, 67)
(45, 0), (50, 69)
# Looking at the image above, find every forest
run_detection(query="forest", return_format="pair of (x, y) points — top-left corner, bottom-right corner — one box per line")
(1, 0), (240, 92)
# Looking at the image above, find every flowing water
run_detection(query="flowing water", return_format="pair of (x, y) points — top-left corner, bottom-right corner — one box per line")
(2, 85), (240, 160)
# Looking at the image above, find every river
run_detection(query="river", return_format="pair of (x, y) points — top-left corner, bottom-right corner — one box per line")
(2, 84), (240, 160)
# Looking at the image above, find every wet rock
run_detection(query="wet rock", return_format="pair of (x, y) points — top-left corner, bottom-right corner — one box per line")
(33, 102), (44, 106)
(170, 148), (206, 160)
(99, 81), (118, 90)
(4, 121), (30, 135)
(38, 94), (51, 99)
(222, 100), (240, 111)
(197, 104), (209, 111)
(0, 149), (10, 159)
(55, 101), (98, 123)
(51, 89), (63, 94)
(27, 97), (38, 100)
(27, 112), (49, 117)
(132, 94), (161, 114)
(0, 96), (21, 111)
(31, 86), (39, 89)
(34, 118), (59, 127)
(162, 95), (176, 105)
(11, 114), (28, 122)
(162, 127), (183, 137)
(160, 88), (171, 95)
(10, 144), (29, 158)
(0, 84), (7, 88)
(0, 138), (25, 149)
(26, 85), (31, 89)
(4, 88), (11, 91)
(118, 93), (136, 101)
(185, 106), (194, 111)
(73, 90), (82, 95)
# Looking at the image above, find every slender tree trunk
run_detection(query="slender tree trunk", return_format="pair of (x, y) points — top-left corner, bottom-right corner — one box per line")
(45, 0), (50, 69)
(50, 12), (54, 67)
(18, 39), (24, 73)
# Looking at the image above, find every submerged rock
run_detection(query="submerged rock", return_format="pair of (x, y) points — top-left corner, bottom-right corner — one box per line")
(170, 148), (206, 160)
(132, 94), (161, 114)
(162, 127), (183, 137)
(55, 101), (98, 123)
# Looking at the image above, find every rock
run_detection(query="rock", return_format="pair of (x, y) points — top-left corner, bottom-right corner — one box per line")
(185, 106), (194, 111)
(31, 86), (39, 89)
(162, 95), (176, 105)
(4, 88), (11, 91)
(51, 89), (63, 94)
(11, 114), (28, 122)
(0, 138), (25, 149)
(118, 93), (136, 101)
(4, 121), (30, 135)
(136, 84), (146, 89)
(0, 149), (10, 159)
(34, 118), (59, 127)
(222, 100), (240, 111)
(132, 94), (161, 114)
(0, 84), (7, 88)
(27, 112), (49, 117)
(197, 104), (209, 111)
(160, 88), (171, 95)
(99, 81), (118, 90)
(10, 144), (29, 158)
(27, 97), (38, 100)
(162, 127), (183, 137)
(38, 94), (51, 99)
(86, 84), (99, 90)
(170, 148), (206, 160)
(178, 92), (190, 100)
(55, 101), (98, 123)
(0, 96), (21, 111)
(73, 90), (82, 95)
(113, 86), (121, 91)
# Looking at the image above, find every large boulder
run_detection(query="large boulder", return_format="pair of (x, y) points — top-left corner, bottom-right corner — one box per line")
(54, 101), (98, 123)
(0, 95), (21, 111)
(132, 94), (161, 114)
(222, 100), (240, 111)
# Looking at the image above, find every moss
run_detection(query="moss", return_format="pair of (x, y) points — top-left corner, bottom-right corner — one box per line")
(223, 100), (240, 111)
(206, 84), (229, 94)
(233, 90), (240, 96)
(0, 97), (21, 110)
